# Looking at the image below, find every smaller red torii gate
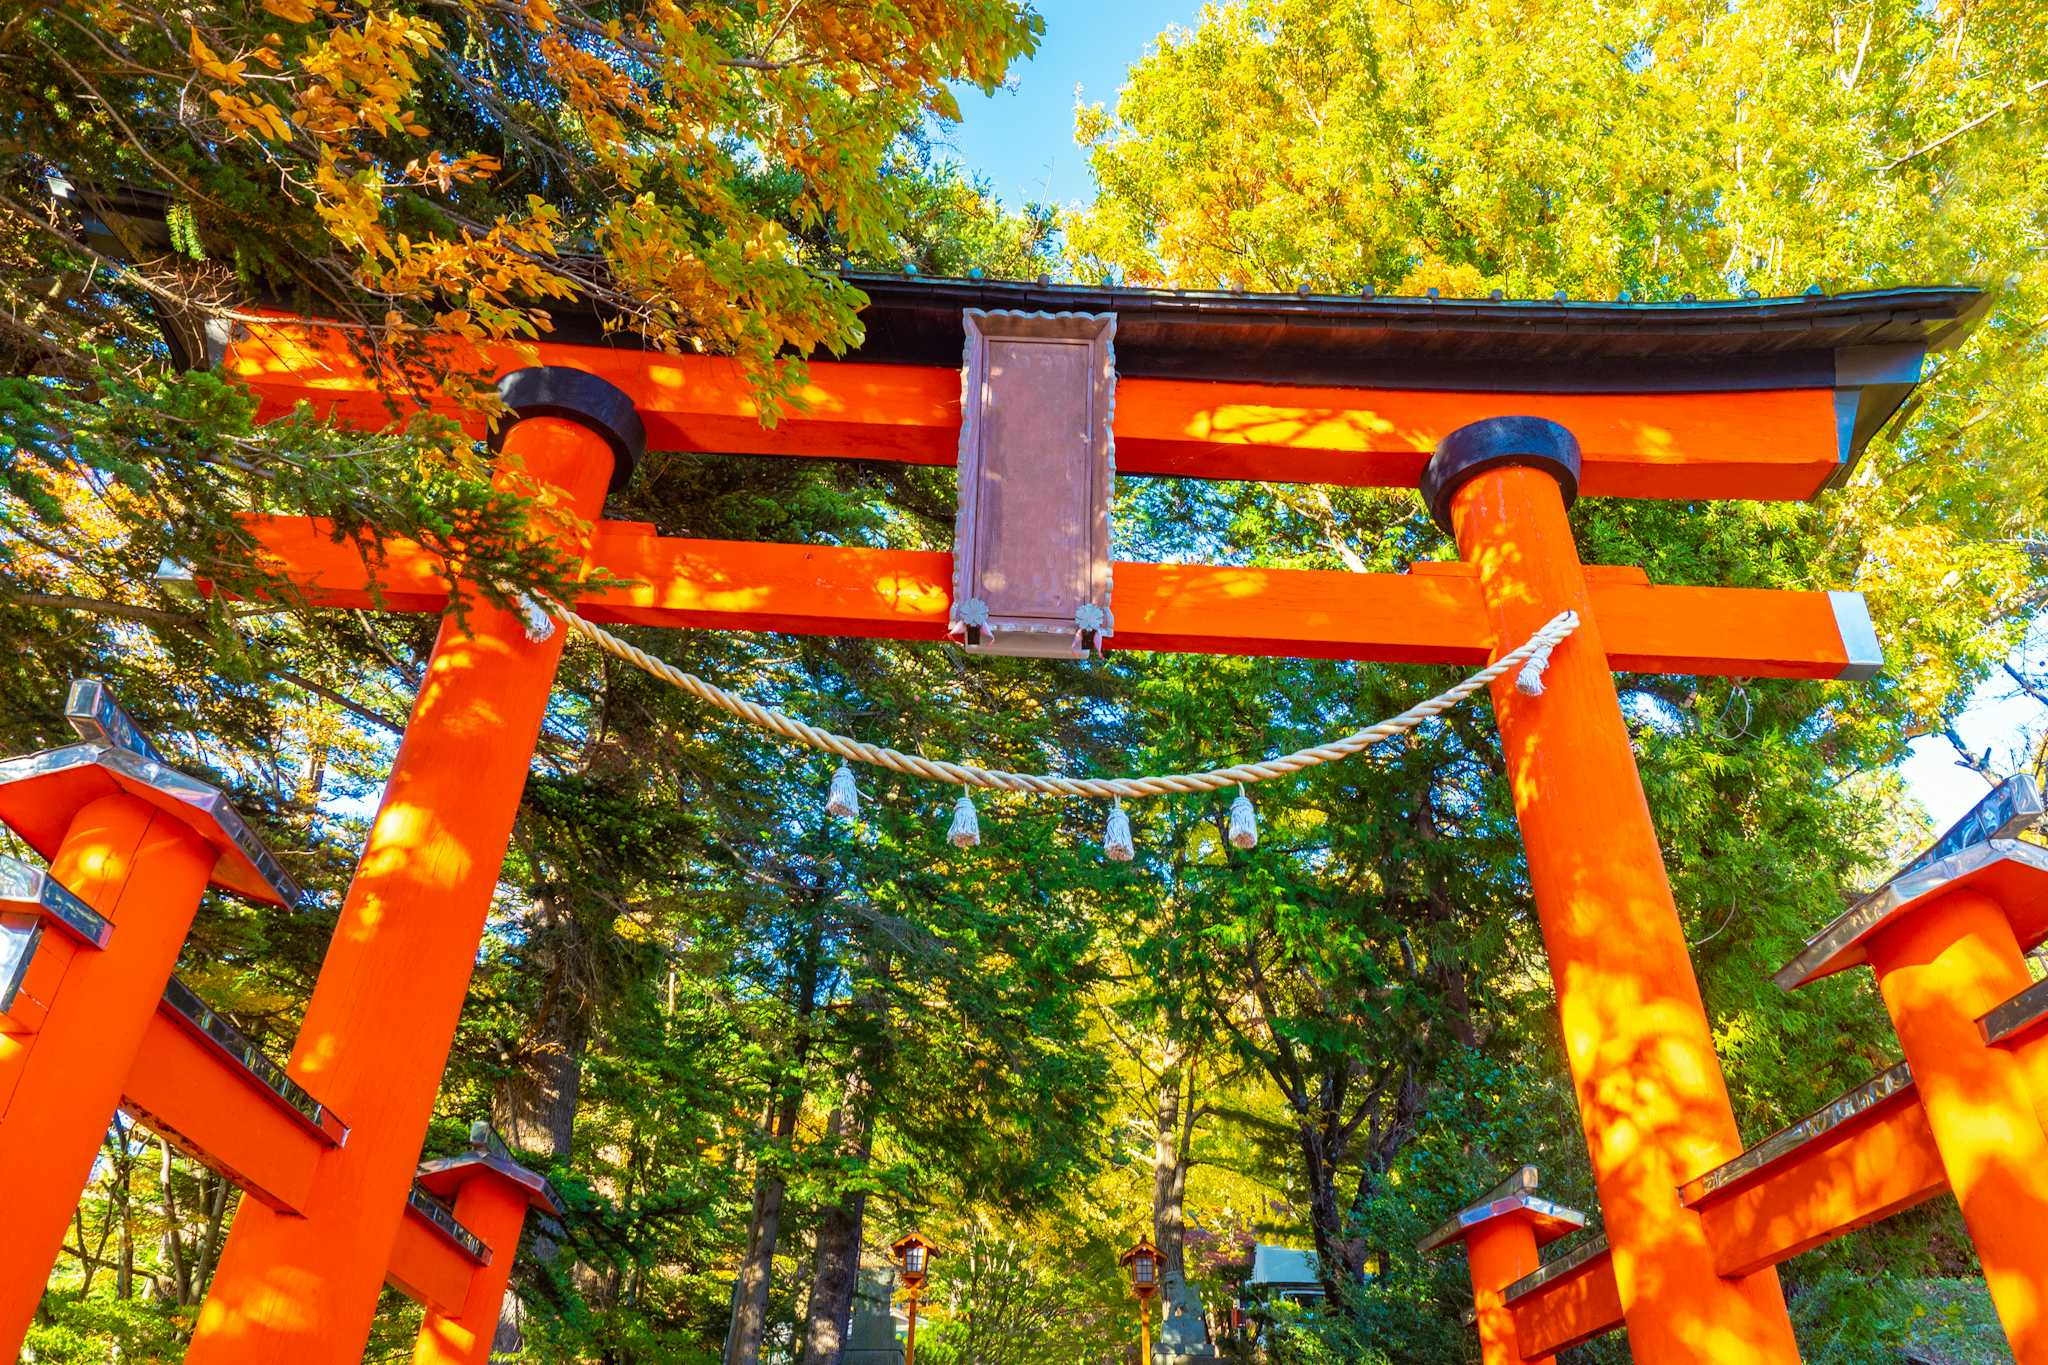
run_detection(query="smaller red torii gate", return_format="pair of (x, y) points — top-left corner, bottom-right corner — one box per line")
(0, 274), (2009, 1364)
(0, 687), (560, 1364)
(1426, 776), (2048, 1364)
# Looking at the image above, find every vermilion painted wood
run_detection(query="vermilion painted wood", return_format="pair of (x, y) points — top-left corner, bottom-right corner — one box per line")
(185, 417), (615, 1365)
(123, 999), (512, 1315)
(120, 1006), (328, 1214)
(0, 795), (215, 1361)
(1464, 1217), (1554, 1365)
(221, 318), (1848, 500)
(1507, 1094), (1949, 1356)
(216, 516), (1866, 678)
(1510, 1250), (1624, 1360)
(1999, 1012), (2048, 1134)
(1691, 1090), (1948, 1279)
(1867, 890), (2048, 1364)
(385, 1208), (476, 1318)
(1449, 466), (1801, 1364)
(411, 1174), (535, 1365)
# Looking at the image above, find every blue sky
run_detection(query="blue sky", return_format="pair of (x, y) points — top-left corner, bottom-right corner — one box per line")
(936, 0), (1203, 210)
(1899, 623), (2047, 830)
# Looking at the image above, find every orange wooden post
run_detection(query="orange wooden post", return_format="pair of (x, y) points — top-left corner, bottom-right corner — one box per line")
(1417, 1169), (1584, 1365)
(1865, 889), (2048, 1363)
(0, 795), (212, 1353)
(1429, 418), (1801, 1364)
(409, 1132), (562, 1365)
(1469, 1220), (1551, 1365)
(188, 369), (639, 1364)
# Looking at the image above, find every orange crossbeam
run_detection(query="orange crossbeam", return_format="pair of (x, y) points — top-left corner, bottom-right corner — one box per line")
(223, 319), (1849, 500)
(216, 517), (1872, 679)
(1510, 1249), (1624, 1359)
(1686, 1091), (1947, 1279)
(120, 1007), (331, 1214)
(119, 998), (497, 1315)
(385, 1204), (479, 1317)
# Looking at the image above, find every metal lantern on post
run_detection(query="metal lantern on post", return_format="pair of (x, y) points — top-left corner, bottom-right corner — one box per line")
(890, 1231), (939, 1365)
(1120, 1235), (1162, 1365)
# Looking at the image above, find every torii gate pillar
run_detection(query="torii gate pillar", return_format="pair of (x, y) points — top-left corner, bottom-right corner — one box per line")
(0, 797), (214, 1351)
(186, 369), (641, 1364)
(1865, 889), (2048, 1362)
(1432, 419), (1801, 1363)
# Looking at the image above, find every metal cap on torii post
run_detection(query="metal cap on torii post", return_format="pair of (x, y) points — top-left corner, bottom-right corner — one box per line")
(490, 366), (647, 494)
(1418, 417), (1583, 535)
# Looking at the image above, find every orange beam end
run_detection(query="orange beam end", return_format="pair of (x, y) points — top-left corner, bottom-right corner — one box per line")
(121, 1003), (336, 1215)
(1686, 1082), (1948, 1278)
(386, 1202), (480, 1318)
(1509, 1246), (1625, 1360)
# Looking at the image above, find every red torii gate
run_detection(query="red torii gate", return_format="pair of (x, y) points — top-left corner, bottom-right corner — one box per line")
(0, 273), (2002, 1362)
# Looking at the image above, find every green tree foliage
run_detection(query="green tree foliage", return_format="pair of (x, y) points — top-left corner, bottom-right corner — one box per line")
(7, 0), (2047, 1362)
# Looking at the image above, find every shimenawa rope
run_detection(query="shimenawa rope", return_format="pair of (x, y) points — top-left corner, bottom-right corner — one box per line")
(516, 590), (1580, 803)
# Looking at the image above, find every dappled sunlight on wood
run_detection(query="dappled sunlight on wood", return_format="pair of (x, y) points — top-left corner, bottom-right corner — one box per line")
(1452, 463), (1801, 1362)
(186, 403), (617, 1363)
(225, 317), (1849, 497)
(1869, 888), (2048, 1361)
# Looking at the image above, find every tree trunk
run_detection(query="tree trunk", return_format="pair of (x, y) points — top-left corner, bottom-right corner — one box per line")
(490, 888), (594, 1353)
(798, 1083), (875, 1365)
(725, 912), (826, 1365)
(725, 1093), (802, 1365)
(493, 887), (591, 1156)
(191, 1172), (230, 1303)
(111, 1120), (136, 1301)
(1298, 1127), (1351, 1302)
(1152, 1058), (1188, 1278)
(159, 1137), (191, 1305)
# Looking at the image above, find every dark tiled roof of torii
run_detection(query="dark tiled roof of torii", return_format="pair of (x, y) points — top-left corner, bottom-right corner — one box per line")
(829, 272), (1988, 389)
(58, 179), (1984, 388)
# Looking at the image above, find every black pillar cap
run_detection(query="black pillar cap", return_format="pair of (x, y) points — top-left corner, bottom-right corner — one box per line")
(1418, 415), (1582, 534)
(490, 366), (646, 493)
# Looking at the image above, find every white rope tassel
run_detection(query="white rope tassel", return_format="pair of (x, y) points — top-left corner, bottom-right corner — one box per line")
(948, 793), (981, 849)
(1104, 798), (1135, 861)
(515, 593), (557, 644)
(1228, 785), (1258, 850)
(826, 761), (860, 821)
(1515, 635), (1560, 696)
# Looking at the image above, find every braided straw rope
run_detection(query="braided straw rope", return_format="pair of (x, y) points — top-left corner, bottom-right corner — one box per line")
(535, 597), (1580, 799)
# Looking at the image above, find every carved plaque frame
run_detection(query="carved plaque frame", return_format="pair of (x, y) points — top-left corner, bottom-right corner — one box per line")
(950, 309), (1117, 658)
